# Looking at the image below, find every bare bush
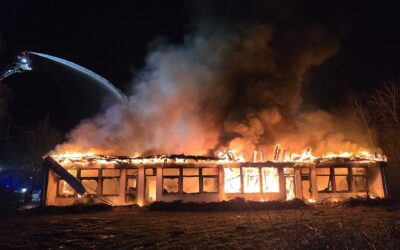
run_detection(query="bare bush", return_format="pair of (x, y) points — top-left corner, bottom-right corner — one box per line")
(25, 116), (62, 201)
(354, 83), (400, 197)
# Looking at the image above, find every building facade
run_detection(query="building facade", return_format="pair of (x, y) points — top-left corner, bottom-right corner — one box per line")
(43, 156), (387, 206)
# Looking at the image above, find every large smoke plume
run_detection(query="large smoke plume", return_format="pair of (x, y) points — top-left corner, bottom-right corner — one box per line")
(55, 1), (375, 159)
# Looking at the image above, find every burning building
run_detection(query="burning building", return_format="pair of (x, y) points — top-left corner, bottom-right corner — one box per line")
(42, 150), (387, 206)
(39, 3), (388, 207)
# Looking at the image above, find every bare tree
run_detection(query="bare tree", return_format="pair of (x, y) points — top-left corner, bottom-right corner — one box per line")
(353, 83), (400, 197)
(368, 83), (400, 196)
(351, 94), (377, 150)
(25, 116), (63, 201)
(0, 82), (12, 138)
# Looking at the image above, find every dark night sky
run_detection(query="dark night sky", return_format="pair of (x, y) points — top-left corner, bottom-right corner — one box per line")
(0, 0), (400, 133)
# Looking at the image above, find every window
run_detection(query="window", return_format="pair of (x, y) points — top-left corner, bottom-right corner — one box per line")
(202, 168), (218, 193)
(80, 169), (99, 196)
(334, 168), (350, 192)
(284, 168), (295, 200)
(224, 168), (241, 193)
(183, 168), (199, 194)
(57, 169), (77, 197)
(243, 167), (260, 193)
(301, 168), (311, 200)
(162, 167), (218, 195)
(82, 179), (97, 194)
(262, 167), (279, 193)
(163, 168), (180, 194)
(316, 168), (332, 193)
(58, 180), (76, 197)
(102, 169), (120, 196)
(317, 167), (359, 193)
(126, 168), (138, 202)
(352, 167), (367, 192)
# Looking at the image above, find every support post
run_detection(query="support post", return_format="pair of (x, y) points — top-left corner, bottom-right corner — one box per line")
(294, 168), (302, 199)
(137, 168), (145, 206)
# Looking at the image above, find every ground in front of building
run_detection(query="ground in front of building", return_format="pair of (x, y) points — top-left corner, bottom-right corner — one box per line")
(0, 204), (399, 249)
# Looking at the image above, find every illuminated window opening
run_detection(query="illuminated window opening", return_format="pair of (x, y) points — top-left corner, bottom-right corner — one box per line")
(101, 169), (120, 196)
(126, 168), (138, 202)
(262, 167), (280, 193)
(224, 168), (241, 193)
(202, 168), (218, 193)
(183, 168), (199, 194)
(163, 168), (180, 194)
(243, 167), (260, 193)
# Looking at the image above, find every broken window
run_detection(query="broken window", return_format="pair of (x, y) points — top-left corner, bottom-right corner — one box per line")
(126, 178), (137, 195)
(243, 167), (260, 193)
(163, 168), (180, 194)
(79, 169), (99, 196)
(316, 168), (332, 192)
(183, 168), (199, 194)
(262, 167), (279, 193)
(126, 168), (138, 202)
(203, 177), (218, 193)
(317, 167), (353, 193)
(334, 168), (350, 192)
(163, 178), (179, 194)
(82, 179), (97, 194)
(224, 168), (241, 193)
(101, 169), (120, 196)
(352, 167), (367, 192)
(57, 180), (75, 197)
(102, 178), (119, 195)
(202, 168), (218, 193)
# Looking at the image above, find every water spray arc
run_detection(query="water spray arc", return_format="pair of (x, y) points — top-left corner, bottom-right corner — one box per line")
(29, 52), (127, 102)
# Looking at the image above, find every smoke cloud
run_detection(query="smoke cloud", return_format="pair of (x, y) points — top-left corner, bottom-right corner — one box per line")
(55, 1), (375, 159)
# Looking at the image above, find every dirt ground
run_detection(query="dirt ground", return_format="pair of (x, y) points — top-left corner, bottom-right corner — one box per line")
(1, 204), (400, 249)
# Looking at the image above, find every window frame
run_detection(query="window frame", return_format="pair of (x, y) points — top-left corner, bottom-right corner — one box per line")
(316, 167), (334, 193)
(352, 167), (368, 192)
(201, 167), (219, 194)
(162, 166), (220, 195)
(316, 166), (368, 194)
(79, 168), (100, 197)
(261, 167), (280, 193)
(126, 168), (139, 200)
(223, 166), (281, 194)
(56, 179), (77, 198)
(223, 167), (242, 194)
(334, 167), (351, 193)
(162, 167), (181, 195)
(182, 168), (200, 194)
(101, 169), (121, 196)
